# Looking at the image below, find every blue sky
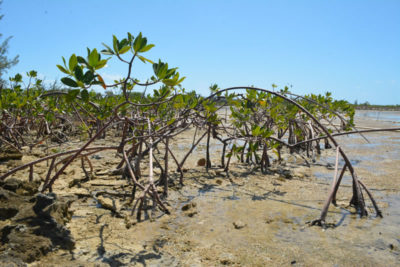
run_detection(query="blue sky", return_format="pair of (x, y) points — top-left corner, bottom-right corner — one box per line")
(1, 0), (399, 104)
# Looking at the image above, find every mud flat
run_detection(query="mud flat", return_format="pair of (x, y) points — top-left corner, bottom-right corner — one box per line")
(1, 111), (400, 266)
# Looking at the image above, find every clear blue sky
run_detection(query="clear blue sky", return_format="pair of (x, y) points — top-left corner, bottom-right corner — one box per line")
(1, 0), (399, 104)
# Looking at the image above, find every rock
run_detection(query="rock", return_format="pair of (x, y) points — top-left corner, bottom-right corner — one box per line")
(233, 220), (247, 229)
(0, 144), (23, 161)
(0, 181), (75, 264)
(0, 254), (27, 266)
(91, 154), (102, 160)
(265, 218), (274, 224)
(181, 202), (197, 211)
(0, 178), (39, 196)
(270, 167), (293, 179)
(184, 211), (198, 217)
(219, 252), (235, 265)
(197, 158), (206, 166)
(215, 179), (223, 185)
(33, 193), (57, 215)
(97, 195), (120, 212)
(181, 202), (198, 217)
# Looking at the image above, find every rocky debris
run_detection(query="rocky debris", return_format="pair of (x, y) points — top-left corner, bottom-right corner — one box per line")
(0, 144), (23, 161)
(181, 201), (198, 217)
(0, 178), (40, 196)
(0, 178), (75, 264)
(233, 220), (247, 229)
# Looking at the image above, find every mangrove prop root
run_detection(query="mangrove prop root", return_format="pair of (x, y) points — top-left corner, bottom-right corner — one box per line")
(2, 86), (396, 225)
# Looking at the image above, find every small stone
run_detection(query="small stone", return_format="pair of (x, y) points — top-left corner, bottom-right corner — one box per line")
(233, 220), (246, 229)
(220, 252), (235, 265)
(97, 196), (120, 212)
(124, 215), (136, 229)
(181, 202), (197, 211)
(182, 202), (197, 217)
(91, 154), (102, 160)
(215, 179), (223, 185)
(197, 158), (206, 166)
(185, 211), (198, 217)
(265, 218), (274, 224)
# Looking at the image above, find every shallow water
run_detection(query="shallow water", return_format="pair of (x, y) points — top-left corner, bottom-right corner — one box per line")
(356, 110), (400, 124)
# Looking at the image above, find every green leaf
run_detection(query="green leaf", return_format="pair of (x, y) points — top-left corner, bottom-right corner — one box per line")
(80, 89), (89, 102)
(140, 44), (154, 53)
(167, 118), (176, 125)
(69, 54), (78, 72)
(88, 49), (99, 67)
(77, 56), (87, 65)
(252, 126), (261, 136)
(112, 35), (119, 53)
(95, 59), (108, 70)
(133, 32), (143, 52)
(28, 70), (37, 77)
(57, 65), (70, 75)
(74, 66), (84, 81)
(137, 55), (154, 64)
(83, 71), (95, 84)
(163, 79), (177, 86)
(101, 43), (114, 55)
(66, 89), (80, 102)
(177, 76), (186, 84)
(119, 46), (131, 54)
(127, 32), (134, 43)
(61, 77), (79, 88)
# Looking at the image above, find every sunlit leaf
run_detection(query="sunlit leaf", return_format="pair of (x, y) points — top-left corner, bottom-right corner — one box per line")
(88, 49), (99, 67)
(119, 46), (131, 55)
(140, 44), (154, 53)
(57, 65), (70, 75)
(69, 54), (78, 72)
(137, 55), (154, 64)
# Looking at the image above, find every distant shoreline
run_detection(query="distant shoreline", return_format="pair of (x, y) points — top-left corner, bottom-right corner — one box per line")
(354, 105), (400, 111)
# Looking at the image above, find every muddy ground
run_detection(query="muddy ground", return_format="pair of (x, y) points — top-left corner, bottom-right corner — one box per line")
(1, 110), (400, 266)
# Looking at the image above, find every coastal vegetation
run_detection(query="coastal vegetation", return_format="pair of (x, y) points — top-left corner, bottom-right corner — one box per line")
(1, 32), (392, 227)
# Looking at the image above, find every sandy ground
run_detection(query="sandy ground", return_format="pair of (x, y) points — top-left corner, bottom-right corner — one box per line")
(1, 110), (400, 266)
